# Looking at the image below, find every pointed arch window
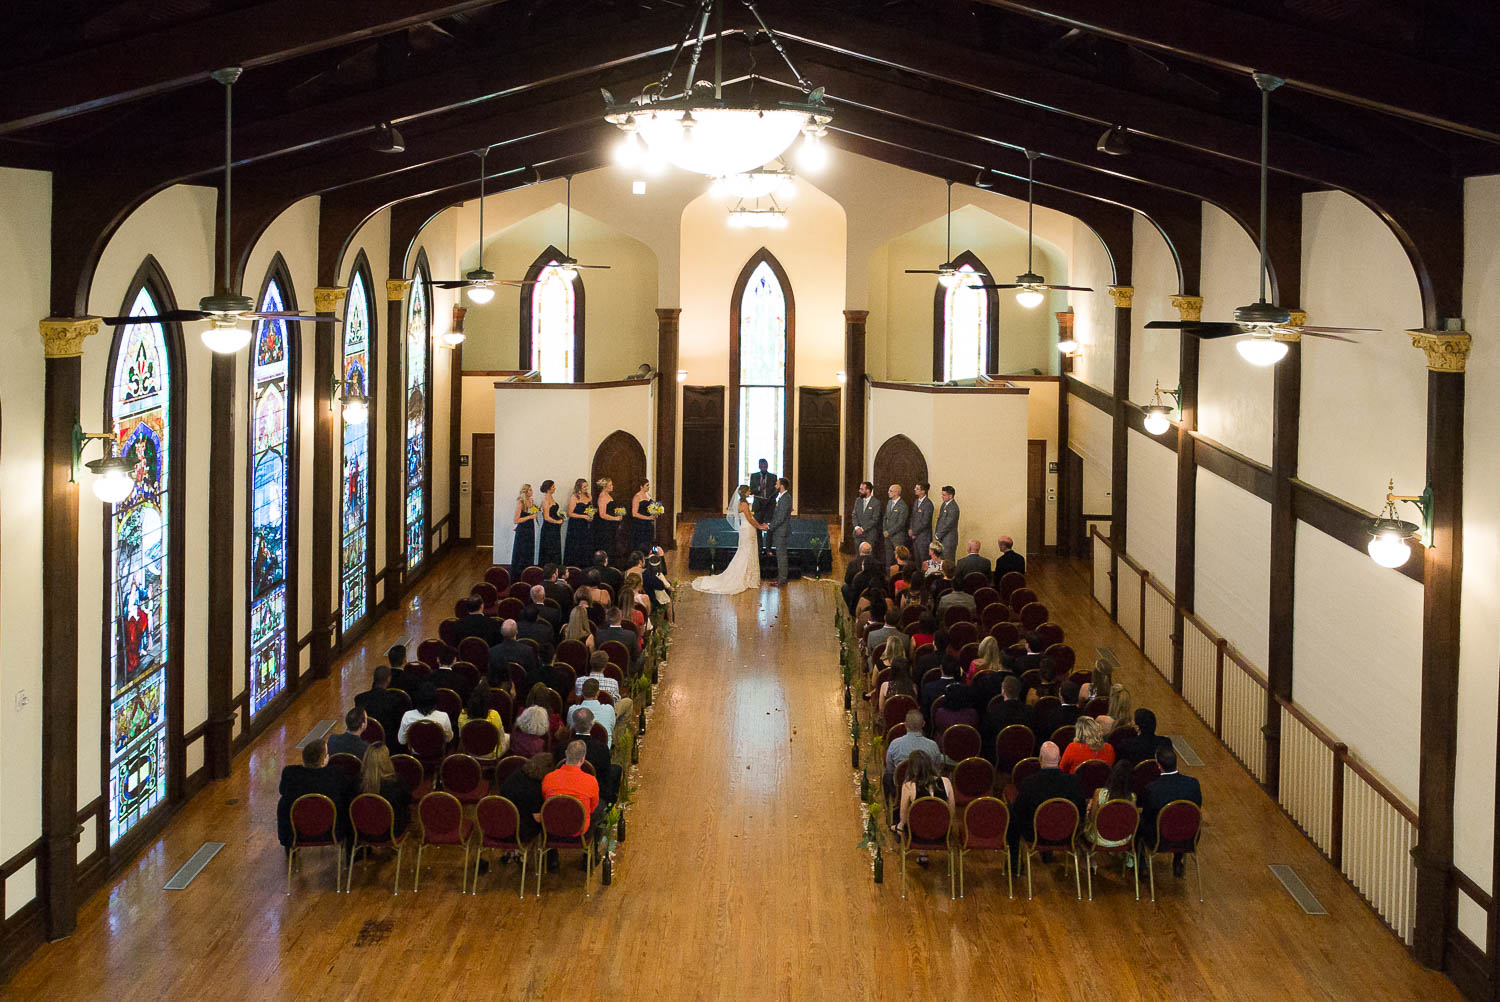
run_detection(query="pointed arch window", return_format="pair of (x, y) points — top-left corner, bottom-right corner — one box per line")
(404, 255), (432, 572)
(340, 261), (374, 634)
(729, 249), (794, 488)
(106, 274), (180, 845)
(248, 260), (298, 716)
(932, 251), (1000, 381)
(519, 245), (585, 381)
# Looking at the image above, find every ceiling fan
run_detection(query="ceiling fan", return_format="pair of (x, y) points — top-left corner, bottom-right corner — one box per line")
(101, 68), (337, 351)
(549, 174), (611, 282)
(905, 180), (982, 289)
(431, 147), (534, 304)
(969, 150), (1093, 307)
(1143, 72), (1375, 365)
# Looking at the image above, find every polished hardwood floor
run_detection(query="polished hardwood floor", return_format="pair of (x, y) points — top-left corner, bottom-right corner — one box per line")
(5, 536), (1461, 1001)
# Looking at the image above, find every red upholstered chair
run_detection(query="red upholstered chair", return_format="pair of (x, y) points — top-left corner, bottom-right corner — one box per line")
(1074, 758), (1112, 798)
(1083, 697), (1110, 718)
(460, 720), (503, 764)
(405, 721), (448, 776)
(940, 724), (982, 763)
(1009, 588), (1037, 611)
(540, 687), (564, 718)
(507, 664), (528, 694)
(475, 582), (500, 607)
(507, 582), (531, 602)
(435, 689), (463, 736)
(438, 618), (462, 647)
(327, 753), (362, 783)
(457, 637), (490, 672)
(995, 725), (1037, 775)
(440, 753), (489, 807)
(602, 641), (631, 672)
(973, 587), (1000, 611)
(1004, 757), (1042, 803)
(989, 622), (1021, 648)
(899, 606), (923, 628)
(912, 643), (935, 662)
(521, 566), (545, 586)
(902, 623), (920, 638)
(565, 567), (583, 588)
(603, 663), (624, 685)
(414, 791), (474, 892)
(537, 795), (594, 896)
(942, 606), (974, 627)
(999, 572), (1027, 600)
(962, 572), (989, 594)
(453, 598), (469, 619)
(453, 661), (481, 691)
(359, 718), (385, 745)
(484, 566), (510, 591)
(1067, 668), (1092, 688)
(1084, 799), (1142, 901)
(883, 694), (917, 734)
(1019, 603), (1049, 632)
(979, 603), (1007, 630)
(1035, 623), (1064, 649)
(951, 757), (996, 807)
(557, 640), (589, 675)
(391, 753), (431, 800)
(586, 604), (606, 627)
(615, 620), (639, 640)
(1021, 797), (1082, 900)
(1145, 801), (1204, 902)
(922, 668), (942, 687)
(955, 796), (1011, 898)
(949, 621), (979, 648)
(1046, 643), (1076, 674)
(498, 597), (525, 620)
(403, 661), (431, 681)
(1049, 724), (1076, 749)
(286, 793), (342, 894)
(493, 755), (529, 789)
(885, 722), (908, 744)
(580, 760), (597, 778)
(900, 797), (955, 899)
(489, 689), (515, 730)
(957, 643), (978, 667)
(1108, 724), (1138, 746)
(871, 666), (893, 698)
(590, 722), (609, 745)
(347, 793), (409, 894)
(1033, 695), (1061, 722)
(597, 692), (615, 707)
(471, 795), (530, 898)
(416, 639), (444, 668)
(1132, 759), (1163, 800)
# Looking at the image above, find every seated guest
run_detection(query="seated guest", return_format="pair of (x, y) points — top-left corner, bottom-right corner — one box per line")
(1108, 684), (1135, 730)
(1084, 760), (1137, 859)
(541, 565), (573, 610)
(597, 607), (641, 656)
(1139, 746), (1203, 877)
(456, 686), (509, 761)
(955, 540), (990, 581)
(455, 595), (501, 646)
(517, 604), (553, 647)
(993, 534), (1026, 584)
(894, 750), (955, 863)
(917, 633), (957, 708)
(385, 644), (418, 697)
(967, 635), (1003, 684)
(981, 675), (1034, 756)
(574, 650), (622, 701)
(864, 607), (902, 672)
(1032, 657), (1061, 700)
(932, 676), (978, 734)
(593, 551), (624, 593)
(511, 705), (552, 759)
(915, 629), (954, 683)
(877, 633), (911, 679)
(397, 683), (453, 746)
(911, 611), (938, 651)
(523, 682), (567, 742)
(1022, 632), (1048, 672)
(488, 618), (538, 683)
(528, 584), (563, 637)
(617, 580), (649, 634)
(1091, 659), (1115, 703)
(563, 603), (595, 652)
(573, 678), (620, 748)
(1118, 707), (1172, 764)
(541, 739), (602, 830)
(884, 709), (943, 801)
(584, 569), (611, 606)
(356, 665), (406, 747)
(868, 656), (917, 712)
(843, 541), (878, 609)
(358, 742), (412, 838)
(889, 544), (916, 581)
(500, 752), (554, 843)
(922, 542), (945, 577)
(327, 706), (369, 759)
(1060, 715), (1117, 773)
(1056, 681), (1084, 727)
(429, 645), (474, 703)
(1007, 741), (1085, 861)
(936, 567), (976, 614)
(530, 642), (574, 703)
(567, 707), (620, 804)
(276, 737), (354, 852)
(643, 551), (674, 613)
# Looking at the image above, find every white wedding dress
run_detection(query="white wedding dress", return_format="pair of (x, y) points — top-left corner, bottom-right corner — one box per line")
(691, 502), (763, 595)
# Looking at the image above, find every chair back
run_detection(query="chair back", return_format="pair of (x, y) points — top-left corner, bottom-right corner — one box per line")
(406, 720), (448, 765)
(1035, 623), (1064, 648)
(557, 640), (589, 674)
(590, 722), (609, 745)
(289, 794), (338, 845)
(521, 566), (545, 586)
(508, 582), (533, 602)
(580, 760), (597, 777)
(391, 688), (413, 715)
(565, 567), (583, 588)
(1045, 643), (1076, 674)
(327, 753), (362, 782)
(493, 755), (529, 788)
(1033, 695), (1060, 720)
(899, 605), (923, 628)
(484, 566), (510, 591)
(957, 643), (978, 666)
(602, 641), (631, 670)
(451, 660), (479, 687)
(1009, 756), (1042, 789)
(489, 689), (515, 729)
(989, 622), (1020, 647)
(360, 718), (386, 744)
(475, 796), (521, 847)
(435, 688), (463, 728)
(1067, 668), (1092, 688)
(940, 724), (982, 762)
(1074, 758), (1112, 796)
(587, 604), (605, 626)
(1018, 602), (1049, 631)
(962, 796), (1010, 850)
(438, 618), (461, 647)
(949, 621), (978, 647)
(391, 754), (425, 794)
(872, 666), (893, 696)
(604, 663), (624, 684)
(457, 636), (490, 669)
(440, 753), (485, 797)
(416, 639), (444, 668)
(920, 667), (942, 686)
(460, 720), (502, 758)
(597, 691), (615, 707)
(1008, 586), (1036, 608)
(350, 793), (399, 843)
(942, 606), (974, 627)
(1132, 759), (1163, 799)
(507, 663), (528, 693)
(1108, 724), (1138, 745)
(883, 694), (917, 732)
(616, 619), (639, 638)
(973, 587), (1000, 611)
(1083, 697), (1110, 718)
(1050, 724), (1076, 748)
(951, 757), (996, 803)
(541, 687), (564, 717)
(958, 571), (985, 594)
(498, 597), (525, 620)
(475, 581), (500, 605)
(904, 797), (953, 848)
(418, 791), (465, 844)
(454, 598), (470, 619)
(930, 694), (947, 719)
(1094, 799), (1141, 845)
(995, 725), (1036, 772)
(912, 642), (935, 661)
(998, 571), (1026, 599)
(1032, 797), (1080, 847)
(1155, 801), (1202, 852)
(540, 795), (589, 843)
(886, 722), (908, 743)
(1012, 650), (1035, 670)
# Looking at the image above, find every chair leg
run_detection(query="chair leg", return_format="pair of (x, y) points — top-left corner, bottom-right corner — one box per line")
(1085, 850), (1093, 901)
(414, 845), (424, 892)
(536, 848), (545, 897)
(900, 846), (907, 900)
(1004, 850), (1013, 899)
(947, 851), (954, 900)
(286, 847), (295, 895)
(1193, 851), (1204, 902)
(461, 845), (472, 894)
(1071, 850), (1081, 900)
(1024, 846), (1033, 900)
(394, 842), (404, 896)
(334, 845), (343, 894)
(1147, 852), (1155, 902)
(957, 850), (964, 899)
(518, 844), (528, 900)
(1131, 850), (1139, 901)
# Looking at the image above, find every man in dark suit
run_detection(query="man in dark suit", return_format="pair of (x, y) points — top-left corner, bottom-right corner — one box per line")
(882, 483), (909, 569)
(1139, 745), (1203, 876)
(541, 564), (573, 609)
(488, 618), (538, 684)
(1118, 707), (1174, 764)
(429, 646), (475, 703)
(526, 642), (573, 703)
(517, 604), (554, 647)
(1007, 741), (1086, 863)
(593, 552), (624, 594)
(842, 542), (878, 610)
(528, 584), (563, 635)
(980, 675), (1032, 756)
(955, 540), (991, 582)
(567, 706), (621, 805)
(993, 535), (1026, 585)
(850, 480), (879, 550)
(914, 628), (950, 679)
(933, 486), (960, 560)
(455, 595), (501, 646)
(383, 644), (419, 698)
(597, 607), (641, 661)
(909, 483), (935, 563)
(356, 665), (407, 747)
(748, 458), (778, 536)
(276, 738), (355, 851)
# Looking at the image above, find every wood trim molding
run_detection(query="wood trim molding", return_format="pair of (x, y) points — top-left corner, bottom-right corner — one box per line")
(1065, 374), (1112, 415)
(1194, 434), (1273, 501)
(517, 245), (586, 381)
(866, 379), (1029, 395)
(1264, 339), (1301, 797)
(841, 310), (869, 554)
(490, 377), (648, 390)
(462, 369), (533, 377)
(655, 308), (680, 551)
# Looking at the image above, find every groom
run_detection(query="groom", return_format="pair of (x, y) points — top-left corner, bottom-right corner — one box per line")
(770, 478), (792, 586)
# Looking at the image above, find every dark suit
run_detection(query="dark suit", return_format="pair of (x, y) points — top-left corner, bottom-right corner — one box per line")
(994, 548), (1027, 585)
(429, 667), (474, 703)
(356, 686), (406, 747)
(1118, 731), (1173, 765)
(769, 491), (792, 582)
(909, 495), (935, 561)
(955, 553), (991, 581)
(455, 612), (502, 646)
(528, 663), (576, 704)
(934, 499), (960, 559)
(326, 731), (367, 760)
(1141, 771), (1203, 855)
(276, 764), (355, 849)
(518, 618), (553, 648)
(597, 565), (624, 593)
(488, 639), (538, 682)
(597, 625), (640, 662)
(748, 470), (778, 531)
(981, 697), (1033, 757)
(882, 497), (910, 567)
(1008, 766), (1086, 847)
(543, 579), (573, 609)
(531, 603), (563, 637)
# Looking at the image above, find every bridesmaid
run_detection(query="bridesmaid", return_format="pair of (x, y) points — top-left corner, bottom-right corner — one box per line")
(511, 483), (539, 577)
(538, 479), (564, 567)
(593, 478), (621, 562)
(564, 477), (593, 569)
(631, 478), (657, 555)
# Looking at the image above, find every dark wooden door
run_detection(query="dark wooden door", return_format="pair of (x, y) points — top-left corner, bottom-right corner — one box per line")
(796, 386), (840, 514)
(681, 385), (725, 513)
(1027, 439), (1046, 556)
(872, 434), (928, 518)
(471, 433), (494, 548)
(1063, 448), (1085, 557)
(591, 430), (649, 507)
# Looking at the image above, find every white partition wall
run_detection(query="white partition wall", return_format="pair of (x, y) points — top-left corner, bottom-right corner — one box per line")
(1125, 429), (1177, 589)
(1194, 466), (1272, 672)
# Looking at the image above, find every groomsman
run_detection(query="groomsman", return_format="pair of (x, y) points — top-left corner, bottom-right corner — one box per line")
(909, 482), (934, 563)
(850, 481), (879, 548)
(934, 485), (960, 559)
(882, 484), (909, 567)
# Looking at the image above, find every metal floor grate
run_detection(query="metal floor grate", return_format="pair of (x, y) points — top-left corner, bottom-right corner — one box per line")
(1096, 646), (1120, 667)
(296, 719), (336, 750)
(1268, 864), (1327, 915)
(164, 842), (225, 890)
(1171, 735), (1204, 767)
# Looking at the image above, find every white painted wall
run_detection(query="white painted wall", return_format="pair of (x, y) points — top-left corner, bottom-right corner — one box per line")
(1067, 394), (1112, 516)
(1193, 466), (1271, 671)
(1129, 214), (1180, 406)
(1069, 217), (1117, 392)
(1196, 204), (1272, 465)
(1125, 428), (1177, 590)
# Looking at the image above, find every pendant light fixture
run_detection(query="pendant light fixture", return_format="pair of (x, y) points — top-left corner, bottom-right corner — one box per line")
(969, 151), (1092, 306)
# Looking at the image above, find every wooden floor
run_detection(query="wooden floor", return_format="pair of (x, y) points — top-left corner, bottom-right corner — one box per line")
(5, 537), (1462, 1001)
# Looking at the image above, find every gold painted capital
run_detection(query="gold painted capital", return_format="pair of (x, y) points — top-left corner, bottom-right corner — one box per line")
(1169, 295), (1203, 323)
(313, 286), (347, 313)
(1288, 310), (1309, 328)
(385, 279), (412, 301)
(1107, 286), (1134, 309)
(1272, 328), (1301, 343)
(40, 316), (101, 358)
(1408, 329), (1471, 372)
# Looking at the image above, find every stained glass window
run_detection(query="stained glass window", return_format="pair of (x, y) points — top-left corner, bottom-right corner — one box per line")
(341, 269), (372, 633)
(404, 268), (429, 571)
(942, 263), (987, 381)
(737, 259), (787, 487)
(529, 261), (575, 381)
(108, 285), (171, 844)
(249, 274), (291, 715)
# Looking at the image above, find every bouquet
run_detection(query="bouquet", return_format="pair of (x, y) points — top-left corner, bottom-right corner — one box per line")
(527, 504), (539, 515)
(647, 501), (665, 516)
(611, 505), (626, 517)
(584, 505), (597, 517)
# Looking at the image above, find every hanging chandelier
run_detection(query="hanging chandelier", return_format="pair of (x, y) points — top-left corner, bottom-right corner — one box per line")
(604, 0), (832, 178)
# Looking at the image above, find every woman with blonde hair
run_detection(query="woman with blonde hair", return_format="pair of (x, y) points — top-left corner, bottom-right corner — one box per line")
(967, 634), (1002, 683)
(511, 483), (539, 576)
(593, 477), (621, 557)
(359, 742), (412, 837)
(1108, 683), (1133, 725)
(564, 477), (594, 568)
(1060, 714), (1117, 773)
(564, 603), (595, 651)
(617, 582), (647, 634)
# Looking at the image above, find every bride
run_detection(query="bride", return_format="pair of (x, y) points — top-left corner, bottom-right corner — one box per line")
(692, 485), (767, 595)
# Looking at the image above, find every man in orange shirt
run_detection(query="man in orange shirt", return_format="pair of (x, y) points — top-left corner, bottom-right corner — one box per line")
(541, 740), (600, 819)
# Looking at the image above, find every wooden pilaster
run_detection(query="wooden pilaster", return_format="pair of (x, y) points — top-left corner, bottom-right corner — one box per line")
(841, 310), (869, 554)
(655, 308), (680, 550)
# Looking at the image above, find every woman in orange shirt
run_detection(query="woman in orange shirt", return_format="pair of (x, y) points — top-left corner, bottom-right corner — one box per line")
(1060, 715), (1117, 773)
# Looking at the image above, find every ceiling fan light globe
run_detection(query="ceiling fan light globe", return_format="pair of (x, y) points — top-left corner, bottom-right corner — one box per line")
(938, 271), (963, 289)
(1367, 530), (1411, 568)
(1236, 336), (1288, 366)
(615, 134), (643, 168)
(558, 265), (578, 283)
(1015, 288), (1045, 309)
(200, 320), (252, 354)
(466, 285), (495, 305)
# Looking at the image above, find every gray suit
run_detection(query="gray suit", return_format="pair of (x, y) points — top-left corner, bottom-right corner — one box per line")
(910, 495), (935, 561)
(851, 495), (879, 544)
(934, 499), (960, 560)
(770, 490), (793, 582)
(882, 497), (909, 566)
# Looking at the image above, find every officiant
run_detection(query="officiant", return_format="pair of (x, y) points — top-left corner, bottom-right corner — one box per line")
(748, 458), (777, 549)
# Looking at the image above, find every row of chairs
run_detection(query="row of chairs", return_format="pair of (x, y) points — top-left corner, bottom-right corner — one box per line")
(899, 596), (1052, 634)
(417, 633), (636, 674)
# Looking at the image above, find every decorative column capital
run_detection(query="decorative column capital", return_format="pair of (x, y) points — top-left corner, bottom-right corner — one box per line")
(655, 307), (681, 323)
(40, 316), (101, 358)
(843, 309), (871, 324)
(1408, 329), (1471, 372)
(1169, 295), (1203, 323)
(1288, 310), (1309, 328)
(1107, 286), (1134, 309)
(385, 279), (412, 301)
(313, 286), (347, 313)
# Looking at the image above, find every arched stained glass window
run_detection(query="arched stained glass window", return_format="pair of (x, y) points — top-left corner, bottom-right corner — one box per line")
(731, 251), (794, 488)
(933, 251), (999, 382)
(520, 245), (584, 381)
(249, 266), (295, 715)
(107, 284), (173, 844)
(341, 265), (373, 634)
(404, 260), (431, 571)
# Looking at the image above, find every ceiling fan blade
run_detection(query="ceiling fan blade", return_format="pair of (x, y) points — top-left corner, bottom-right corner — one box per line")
(573, 264), (611, 270)
(968, 283), (1020, 289)
(499, 280), (539, 286)
(1295, 325), (1379, 335)
(248, 312), (341, 323)
(102, 310), (211, 325)
(1291, 329), (1359, 343)
(1144, 320), (1243, 339)
(1037, 284), (1093, 292)
(431, 280), (474, 288)
(904, 269), (945, 275)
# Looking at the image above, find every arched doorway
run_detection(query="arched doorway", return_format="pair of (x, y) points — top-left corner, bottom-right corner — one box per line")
(591, 429), (648, 558)
(872, 434), (929, 522)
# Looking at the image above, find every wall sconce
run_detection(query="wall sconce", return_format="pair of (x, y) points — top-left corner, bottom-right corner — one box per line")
(71, 424), (135, 503)
(331, 376), (369, 424)
(676, 369), (688, 383)
(1365, 477), (1431, 568)
(1142, 379), (1181, 436)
